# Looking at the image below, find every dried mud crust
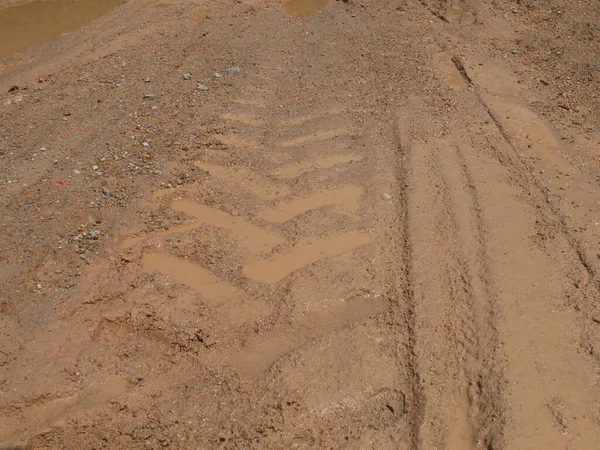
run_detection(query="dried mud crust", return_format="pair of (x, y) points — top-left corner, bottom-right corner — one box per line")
(1, 0), (600, 449)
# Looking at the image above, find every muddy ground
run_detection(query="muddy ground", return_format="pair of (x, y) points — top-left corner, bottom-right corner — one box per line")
(1, 0), (599, 449)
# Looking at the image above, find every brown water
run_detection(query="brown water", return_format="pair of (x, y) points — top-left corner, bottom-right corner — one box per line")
(258, 185), (363, 223)
(0, 0), (124, 59)
(142, 252), (240, 305)
(243, 231), (374, 285)
(283, 0), (328, 17)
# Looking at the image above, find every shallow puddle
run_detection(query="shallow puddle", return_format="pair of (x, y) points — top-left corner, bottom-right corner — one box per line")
(195, 162), (290, 200)
(119, 222), (199, 249)
(143, 252), (239, 305)
(0, 0), (124, 59)
(258, 185), (363, 223)
(243, 231), (374, 285)
(283, 0), (329, 17)
(171, 199), (285, 253)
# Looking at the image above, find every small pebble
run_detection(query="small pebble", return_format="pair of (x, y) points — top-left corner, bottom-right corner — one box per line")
(102, 188), (111, 196)
(88, 230), (101, 239)
(213, 72), (222, 78)
(198, 84), (209, 91)
(183, 73), (192, 80)
(153, 170), (163, 176)
(540, 78), (549, 85)
(228, 67), (241, 73)
(8, 85), (18, 92)
(142, 94), (154, 99)
(381, 193), (393, 201)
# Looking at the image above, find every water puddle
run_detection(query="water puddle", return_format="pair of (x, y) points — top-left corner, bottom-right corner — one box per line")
(229, 295), (387, 374)
(279, 128), (351, 148)
(195, 161), (290, 200)
(283, 0), (329, 17)
(171, 199), (285, 253)
(0, 0), (124, 60)
(120, 199), (285, 252)
(142, 252), (270, 324)
(243, 231), (374, 285)
(143, 252), (239, 305)
(258, 185), (363, 223)
(273, 153), (363, 179)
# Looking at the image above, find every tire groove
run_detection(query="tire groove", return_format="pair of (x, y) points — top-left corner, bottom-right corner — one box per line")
(392, 112), (424, 450)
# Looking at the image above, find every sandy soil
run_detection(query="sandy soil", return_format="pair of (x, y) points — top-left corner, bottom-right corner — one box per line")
(1, 0), (599, 448)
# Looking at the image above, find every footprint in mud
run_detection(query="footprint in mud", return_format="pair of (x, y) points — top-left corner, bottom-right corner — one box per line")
(228, 294), (388, 375)
(231, 97), (267, 109)
(195, 161), (290, 200)
(243, 231), (374, 285)
(119, 198), (285, 253)
(170, 199), (285, 252)
(215, 134), (260, 150)
(257, 185), (364, 223)
(272, 153), (363, 179)
(142, 251), (270, 325)
(278, 128), (352, 148)
(222, 112), (265, 126)
(270, 324), (402, 421)
(0, 376), (127, 446)
(434, 53), (469, 91)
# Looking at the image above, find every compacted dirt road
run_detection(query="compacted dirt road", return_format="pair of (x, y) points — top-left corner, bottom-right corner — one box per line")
(1, 0), (600, 448)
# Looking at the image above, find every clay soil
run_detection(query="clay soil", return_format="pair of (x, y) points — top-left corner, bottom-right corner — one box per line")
(1, 0), (600, 449)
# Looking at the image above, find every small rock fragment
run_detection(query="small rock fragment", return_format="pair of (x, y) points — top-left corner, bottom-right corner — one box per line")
(539, 78), (549, 85)
(142, 94), (154, 99)
(213, 72), (222, 78)
(8, 85), (18, 92)
(88, 230), (101, 239)
(153, 170), (163, 176)
(198, 84), (209, 91)
(381, 193), (393, 201)
(228, 67), (241, 73)
(102, 188), (111, 196)
(183, 73), (192, 80)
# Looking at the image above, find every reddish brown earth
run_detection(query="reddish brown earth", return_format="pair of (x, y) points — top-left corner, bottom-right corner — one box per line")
(1, 0), (599, 449)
